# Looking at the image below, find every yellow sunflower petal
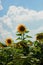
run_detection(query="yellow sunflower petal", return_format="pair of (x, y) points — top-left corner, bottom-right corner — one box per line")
(17, 24), (26, 34)
(5, 38), (12, 46)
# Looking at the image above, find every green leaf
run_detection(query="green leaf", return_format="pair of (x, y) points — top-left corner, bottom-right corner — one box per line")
(25, 31), (29, 33)
(26, 35), (32, 38)
(28, 40), (32, 42)
(34, 41), (38, 46)
(16, 37), (21, 40)
(16, 34), (22, 36)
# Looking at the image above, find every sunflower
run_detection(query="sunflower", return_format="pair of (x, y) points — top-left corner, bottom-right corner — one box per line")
(36, 33), (43, 43)
(5, 38), (12, 46)
(17, 24), (26, 34)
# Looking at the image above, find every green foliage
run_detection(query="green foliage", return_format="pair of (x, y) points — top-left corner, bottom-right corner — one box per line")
(16, 30), (32, 41)
(26, 35), (32, 38)
(16, 33), (22, 36)
(25, 30), (29, 33)
(0, 41), (43, 65)
(16, 37), (21, 40)
(0, 28), (43, 65)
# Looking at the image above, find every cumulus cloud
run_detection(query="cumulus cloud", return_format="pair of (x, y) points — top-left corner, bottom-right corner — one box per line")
(1, 6), (43, 27)
(7, 6), (43, 22)
(2, 16), (13, 29)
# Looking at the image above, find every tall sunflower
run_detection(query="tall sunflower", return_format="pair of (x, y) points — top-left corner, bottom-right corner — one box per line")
(17, 24), (26, 34)
(5, 38), (12, 46)
(36, 33), (43, 43)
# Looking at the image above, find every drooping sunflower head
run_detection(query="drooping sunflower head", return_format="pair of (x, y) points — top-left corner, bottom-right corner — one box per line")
(36, 33), (43, 42)
(17, 24), (26, 34)
(5, 38), (12, 46)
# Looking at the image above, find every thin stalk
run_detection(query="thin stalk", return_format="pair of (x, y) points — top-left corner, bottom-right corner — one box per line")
(22, 33), (24, 40)
(21, 34), (22, 41)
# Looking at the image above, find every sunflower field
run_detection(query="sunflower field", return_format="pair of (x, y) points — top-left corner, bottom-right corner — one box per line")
(0, 24), (43, 65)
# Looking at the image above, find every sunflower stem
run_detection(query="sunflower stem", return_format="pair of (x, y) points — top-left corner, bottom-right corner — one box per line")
(22, 33), (24, 40)
(21, 34), (22, 40)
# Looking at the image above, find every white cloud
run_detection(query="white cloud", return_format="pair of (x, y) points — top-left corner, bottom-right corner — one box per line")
(3, 16), (13, 29)
(0, 5), (3, 10)
(0, 0), (3, 10)
(0, 23), (12, 38)
(7, 6), (43, 22)
(0, 6), (43, 27)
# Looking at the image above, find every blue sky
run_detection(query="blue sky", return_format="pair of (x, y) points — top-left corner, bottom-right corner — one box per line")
(0, 0), (43, 43)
